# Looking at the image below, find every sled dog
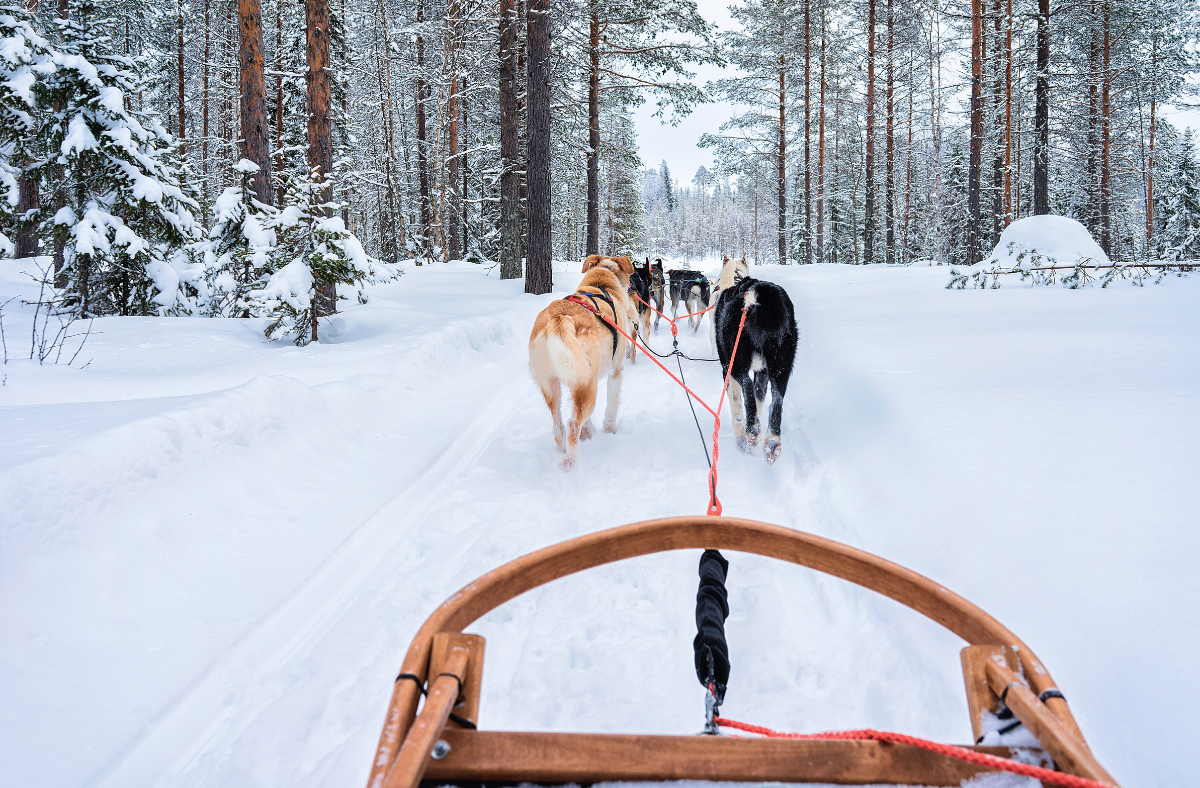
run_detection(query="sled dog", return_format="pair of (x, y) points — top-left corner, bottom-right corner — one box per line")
(710, 254), (797, 464)
(668, 268), (712, 334)
(627, 258), (655, 362)
(648, 259), (666, 333)
(529, 255), (635, 471)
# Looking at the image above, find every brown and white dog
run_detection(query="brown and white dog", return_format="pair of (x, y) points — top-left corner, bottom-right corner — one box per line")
(528, 254), (635, 471)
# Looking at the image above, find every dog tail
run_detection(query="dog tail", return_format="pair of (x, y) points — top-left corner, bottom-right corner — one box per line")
(545, 315), (588, 387)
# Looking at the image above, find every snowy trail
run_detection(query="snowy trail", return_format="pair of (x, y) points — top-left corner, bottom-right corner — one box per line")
(3, 261), (1198, 788)
(89, 371), (533, 788)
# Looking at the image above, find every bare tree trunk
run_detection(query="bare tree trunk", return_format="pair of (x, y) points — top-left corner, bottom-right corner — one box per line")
(274, 0), (284, 204)
(865, 0), (876, 264)
(904, 52), (913, 263)
(991, 0), (1004, 240)
(1147, 95), (1156, 251)
(53, 0), (68, 285)
(239, 0), (273, 205)
(1003, 0), (1013, 226)
(306, 0), (332, 339)
(202, 0), (209, 183)
(461, 76), (469, 257)
(446, 0), (461, 261)
(586, 4), (600, 256)
(177, 0), (186, 141)
(885, 0), (894, 265)
(14, 0), (38, 258)
(525, 0), (552, 294)
(498, 0), (521, 278)
(777, 55), (787, 265)
(803, 0), (811, 264)
(816, 13), (826, 264)
(1033, 0), (1049, 214)
(1099, 1), (1111, 255)
(967, 0), (984, 264)
(416, 0), (432, 262)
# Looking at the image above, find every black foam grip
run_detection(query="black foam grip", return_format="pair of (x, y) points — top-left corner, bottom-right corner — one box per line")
(693, 549), (730, 703)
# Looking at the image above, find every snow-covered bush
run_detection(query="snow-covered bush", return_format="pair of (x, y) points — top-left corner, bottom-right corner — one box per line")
(0, 5), (54, 257)
(203, 159), (277, 317)
(249, 168), (388, 344)
(31, 0), (201, 316)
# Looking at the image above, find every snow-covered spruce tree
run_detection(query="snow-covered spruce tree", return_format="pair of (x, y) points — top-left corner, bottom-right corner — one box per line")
(1154, 127), (1200, 261)
(250, 168), (376, 345)
(0, 5), (54, 257)
(33, 0), (201, 316)
(203, 159), (277, 316)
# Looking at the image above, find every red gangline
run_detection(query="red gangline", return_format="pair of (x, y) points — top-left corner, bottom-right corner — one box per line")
(715, 717), (1116, 788)
(564, 293), (748, 515)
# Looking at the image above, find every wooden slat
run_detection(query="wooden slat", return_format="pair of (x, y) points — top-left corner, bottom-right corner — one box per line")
(384, 646), (471, 788)
(1016, 649), (1089, 746)
(429, 633), (485, 728)
(367, 517), (1104, 784)
(423, 730), (1020, 786)
(961, 644), (1018, 743)
(984, 659), (1118, 786)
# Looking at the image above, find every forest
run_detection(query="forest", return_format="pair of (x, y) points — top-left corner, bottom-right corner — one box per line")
(0, 0), (1198, 339)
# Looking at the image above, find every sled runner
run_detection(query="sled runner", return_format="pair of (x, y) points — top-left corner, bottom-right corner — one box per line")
(366, 517), (1119, 788)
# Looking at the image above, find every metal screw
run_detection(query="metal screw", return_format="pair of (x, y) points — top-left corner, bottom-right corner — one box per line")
(431, 740), (451, 760)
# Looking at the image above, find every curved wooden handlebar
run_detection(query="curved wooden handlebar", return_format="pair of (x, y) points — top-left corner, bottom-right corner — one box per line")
(367, 517), (1081, 788)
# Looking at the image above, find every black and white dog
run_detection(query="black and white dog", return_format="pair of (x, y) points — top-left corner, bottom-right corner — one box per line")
(709, 255), (797, 464)
(627, 258), (654, 360)
(667, 267), (711, 334)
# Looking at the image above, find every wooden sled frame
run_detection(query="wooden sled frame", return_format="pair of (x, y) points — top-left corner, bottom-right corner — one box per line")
(367, 517), (1118, 788)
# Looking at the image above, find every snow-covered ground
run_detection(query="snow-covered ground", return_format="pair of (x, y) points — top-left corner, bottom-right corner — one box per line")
(1, 259), (1197, 788)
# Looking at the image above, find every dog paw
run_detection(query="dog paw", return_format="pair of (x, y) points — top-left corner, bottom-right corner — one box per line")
(559, 455), (577, 472)
(579, 421), (595, 441)
(763, 438), (781, 464)
(735, 435), (753, 454)
(746, 429), (760, 449)
(603, 419), (618, 434)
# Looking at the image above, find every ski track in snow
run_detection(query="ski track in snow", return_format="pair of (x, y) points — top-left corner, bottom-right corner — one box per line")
(88, 371), (531, 788)
(2, 260), (1198, 788)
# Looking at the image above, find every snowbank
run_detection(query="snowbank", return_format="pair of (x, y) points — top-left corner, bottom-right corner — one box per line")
(982, 215), (1111, 268)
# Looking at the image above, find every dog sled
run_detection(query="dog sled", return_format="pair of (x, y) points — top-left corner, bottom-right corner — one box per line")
(365, 517), (1119, 788)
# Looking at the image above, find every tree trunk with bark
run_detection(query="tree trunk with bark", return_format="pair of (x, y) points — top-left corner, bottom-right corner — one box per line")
(177, 0), (186, 141)
(498, 0), (521, 279)
(525, 0), (552, 294)
(1033, 0), (1049, 214)
(586, 5), (600, 256)
(816, 15), (826, 264)
(416, 0), (432, 262)
(446, 1), (461, 261)
(803, 0), (811, 264)
(1099, 2), (1111, 255)
(967, 0), (984, 264)
(306, 0), (333, 339)
(777, 55), (787, 265)
(885, 0), (894, 265)
(865, 0), (876, 264)
(238, 0), (273, 205)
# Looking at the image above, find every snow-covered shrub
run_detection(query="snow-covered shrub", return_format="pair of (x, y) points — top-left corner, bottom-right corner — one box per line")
(249, 168), (389, 344)
(203, 159), (277, 316)
(31, 0), (201, 316)
(0, 5), (54, 257)
(1154, 128), (1200, 261)
(948, 216), (1111, 289)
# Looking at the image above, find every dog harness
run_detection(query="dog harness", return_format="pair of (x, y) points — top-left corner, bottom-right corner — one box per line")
(565, 288), (620, 358)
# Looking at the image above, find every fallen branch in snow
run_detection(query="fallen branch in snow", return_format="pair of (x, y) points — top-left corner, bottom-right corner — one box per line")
(948, 247), (1198, 290)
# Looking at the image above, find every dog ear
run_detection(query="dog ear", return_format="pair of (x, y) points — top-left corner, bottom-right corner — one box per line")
(614, 256), (635, 276)
(582, 254), (600, 273)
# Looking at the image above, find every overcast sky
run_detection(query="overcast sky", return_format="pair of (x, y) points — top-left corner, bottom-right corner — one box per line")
(631, 2), (1200, 189)
(631, 0), (737, 187)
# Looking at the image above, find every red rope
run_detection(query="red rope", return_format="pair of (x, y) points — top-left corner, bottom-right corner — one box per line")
(715, 717), (1116, 788)
(564, 293), (747, 515)
(706, 307), (748, 516)
(632, 290), (714, 339)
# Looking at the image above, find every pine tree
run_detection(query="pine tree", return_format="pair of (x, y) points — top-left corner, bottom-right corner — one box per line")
(0, 4), (54, 257)
(250, 167), (377, 344)
(661, 159), (675, 212)
(203, 159), (277, 316)
(33, 0), (201, 316)
(1154, 127), (1200, 260)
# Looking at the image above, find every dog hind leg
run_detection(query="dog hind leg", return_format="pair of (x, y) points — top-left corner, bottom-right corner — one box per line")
(740, 371), (760, 451)
(540, 376), (566, 452)
(603, 368), (622, 433)
(726, 377), (750, 452)
(763, 374), (786, 464)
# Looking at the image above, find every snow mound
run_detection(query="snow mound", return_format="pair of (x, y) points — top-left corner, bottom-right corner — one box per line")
(983, 215), (1110, 268)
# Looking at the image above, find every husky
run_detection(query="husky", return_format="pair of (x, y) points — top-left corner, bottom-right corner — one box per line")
(529, 255), (635, 471)
(709, 255), (797, 464)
